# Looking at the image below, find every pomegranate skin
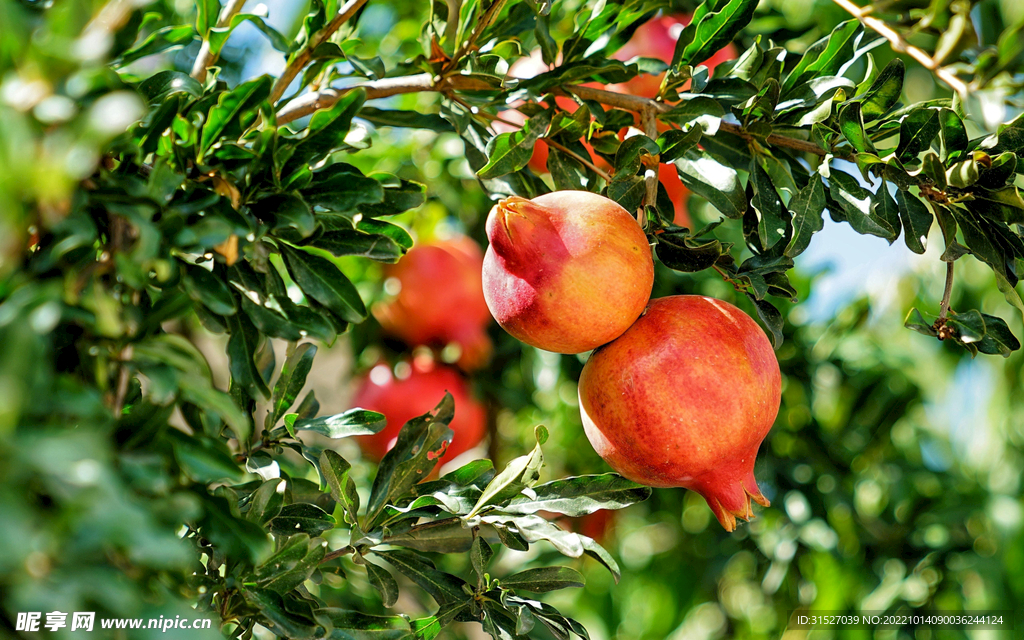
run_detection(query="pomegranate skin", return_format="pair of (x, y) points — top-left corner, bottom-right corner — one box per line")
(353, 360), (487, 463)
(373, 236), (492, 371)
(578, 295), (780, 531)
(482, 191), (654, 354)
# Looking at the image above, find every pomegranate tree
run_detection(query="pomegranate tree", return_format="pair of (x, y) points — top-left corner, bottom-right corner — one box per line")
(577, 295), (781, 530)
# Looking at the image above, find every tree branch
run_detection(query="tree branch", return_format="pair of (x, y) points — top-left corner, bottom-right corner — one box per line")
(544, 138), (613, 183)
(565, 83), (851, 160)
(277, 71), (850, 165)
(443, 0), (509, 73)
(831, 0), (968, 97)
(640, 107), (659, 212)
(275, 73), (493, 125)
(938, 260), (955, 321)
(269, 0), (370, 105)
(191, 0), (248, 83)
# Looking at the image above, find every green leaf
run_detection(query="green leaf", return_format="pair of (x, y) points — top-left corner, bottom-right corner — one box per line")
(268, 343), (317, 429)
(254, 534), (326, 594)
(181, 262), (237, 316)
(303, 163), (385, 212)
(471, 535), (493, 583)
(279, 244), (367, 323)
(904, 308), (937, 337)
(746, 294), (784, 348)
(294, 408), (386, 438)
(199, 75), (273, 159)
(169, 431), (243, 483)
(317, 227), (405, 263)
(365, 394), (456, 526)
(200, 495), (271, 563)
(319, 610), (415, 640)
(782, 20), (862, 96)
(467, 426), (547, 518)
(896, 108), (941, 161)
(382, 518), (475, 553)
(138, 70), (202, 103)
(360, 107), (454, 132)
(784, 176), (826, 258)
(245, 479), (284, 525)
(196, 0), (220, 36)
(939, 108), (968, 161)
(612, 135), (659, 181)
(606, 176), (646, 214)
(500, 567), (585, 593)
(945, 309), (986, 344)
(872, 184), (902, 244)
(503, 473), (651, 517)
(981, 111), (1024, 156)
(478, 122), (540, 180)
(827, 171), (892, 240)
(226, 313), (270, 400)
(838, 102), (875, 154)
(319, 450), (360, 526)
(118, 24), (196, 65)
(857, 58), (904, 120)
(672, 0), (758, 69)
(976, 313), (1021, 356)
(245, 589), (326, 639)
(672, 148), (746, 219)
(268, 503), (336, 536)
(655, 233), (726, 272)
(365, 559), (400, 607)
(374, 550), (469, 606)
(285, 89), (367, 172)
(745, 160), (788, 253)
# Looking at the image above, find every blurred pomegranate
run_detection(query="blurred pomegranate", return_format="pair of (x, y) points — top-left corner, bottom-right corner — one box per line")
(373, 236), (492, 371)
(352, 359), (487, 462)
(608, 14), (739, 98)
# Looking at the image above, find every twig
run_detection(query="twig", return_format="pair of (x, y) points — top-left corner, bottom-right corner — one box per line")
(268, 0), (369, 105)
(276, 73), (492, 124)
(277, 71), (852, 165)
(443, 0), (509, 73)
(190, 0), (248, 83)
(544, 138), (613, 183)
(831, 0), (968, 97)
(565, 84), (854, 160)
(322, 545), (355, 563)
(938, 261), (954, 321)
(640, 107), (659, 212)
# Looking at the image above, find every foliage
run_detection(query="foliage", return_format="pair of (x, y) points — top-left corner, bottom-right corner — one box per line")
(3, 0), (1024, 638)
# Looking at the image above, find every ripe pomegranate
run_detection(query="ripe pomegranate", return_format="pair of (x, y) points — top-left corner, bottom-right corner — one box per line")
(352, 359), (487, 463)
(482, 191), (654, 354)
(609, 14), (739, 98)
(373, 236), (492, 371)
(578, 296), (781, 531)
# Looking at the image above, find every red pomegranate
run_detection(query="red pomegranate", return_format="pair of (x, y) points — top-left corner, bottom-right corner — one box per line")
(373, 236), (492, 371)
(352, 359), (487, 462)
(482, 191), (654, 354)
(577, 295), (781, 531)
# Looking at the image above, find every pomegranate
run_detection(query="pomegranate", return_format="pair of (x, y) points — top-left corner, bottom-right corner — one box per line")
(578, 295), (780, 531)
(373, 236), (492, 371)
(482, 191), (654, 354)
(352, 359), (487, 463)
